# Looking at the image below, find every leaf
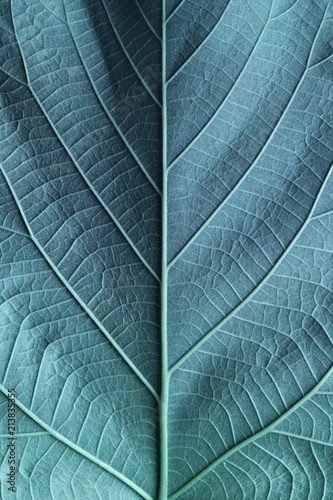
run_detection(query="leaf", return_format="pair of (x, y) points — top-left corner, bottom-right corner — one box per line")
(1, 0), (333, 498)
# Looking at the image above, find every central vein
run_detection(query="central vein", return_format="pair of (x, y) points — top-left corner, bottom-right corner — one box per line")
(159, 0), (169, 499)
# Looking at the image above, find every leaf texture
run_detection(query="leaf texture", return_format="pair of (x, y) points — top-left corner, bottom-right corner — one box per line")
(1, 0), (333, 499)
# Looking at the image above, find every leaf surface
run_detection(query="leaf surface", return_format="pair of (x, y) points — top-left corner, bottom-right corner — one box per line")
(1, 1), (333, 498)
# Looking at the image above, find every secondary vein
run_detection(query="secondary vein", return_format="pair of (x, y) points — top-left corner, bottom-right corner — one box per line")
(169, 161), (333, 374)
(168, 362), (333, 499)
(0, 384), (153, 500)
(0, 165), (159, 402)
(10, 25), (160, 283)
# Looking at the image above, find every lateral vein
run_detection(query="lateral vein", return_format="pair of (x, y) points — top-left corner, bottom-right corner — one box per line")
(167, 0), (327, 173)
(10, 14), (160, 283)
(62, 1), (162, 196)
(169, 161), (333, 374)
(271, 430), (333, 448)
(166, 0), (233, 85)
(134, 0), (161, 41)
(167, 2), (273, 170)
(0, 384), (153, 500)
(168, 362), (333, 499)
(0, 165), (159, 402)
(100, 0), (162, 107)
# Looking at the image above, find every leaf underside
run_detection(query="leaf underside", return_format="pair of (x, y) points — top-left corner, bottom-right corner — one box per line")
(1, 0), (333, 499)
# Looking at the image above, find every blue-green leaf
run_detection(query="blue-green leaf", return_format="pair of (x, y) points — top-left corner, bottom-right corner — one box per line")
(1, 1), (333, 499)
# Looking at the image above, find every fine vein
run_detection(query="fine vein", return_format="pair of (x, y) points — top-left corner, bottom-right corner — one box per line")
(165, 0), (186, 23)
(0, 432), (49, 438)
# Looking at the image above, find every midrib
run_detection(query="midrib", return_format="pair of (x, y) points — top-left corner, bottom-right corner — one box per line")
(159, 0), (169, 499)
